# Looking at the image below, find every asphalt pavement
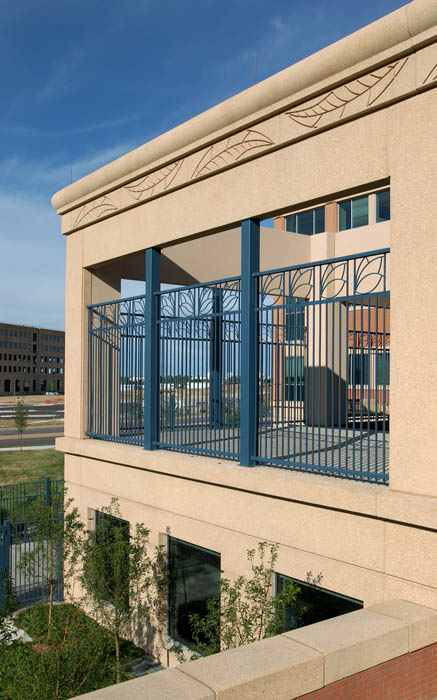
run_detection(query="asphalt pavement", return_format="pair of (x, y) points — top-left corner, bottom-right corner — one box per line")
(0, 403), (64, 447)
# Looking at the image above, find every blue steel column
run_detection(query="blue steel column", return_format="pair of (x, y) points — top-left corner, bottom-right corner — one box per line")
(144, 248), (160, 450)
(240, 218), (260, 467)
(210, 287), (223, 429)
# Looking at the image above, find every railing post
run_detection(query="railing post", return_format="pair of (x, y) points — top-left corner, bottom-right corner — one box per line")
(45, 476), (51, 507)
(0, 520), (11, 612)
(144, 248), (160, 450)
(210, 287), (223, 429)
(240, 219), (260, 467)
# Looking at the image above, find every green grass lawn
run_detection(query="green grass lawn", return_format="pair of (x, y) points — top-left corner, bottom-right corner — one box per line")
(0, 450), (64, 486)
(1, 604), (145, 700)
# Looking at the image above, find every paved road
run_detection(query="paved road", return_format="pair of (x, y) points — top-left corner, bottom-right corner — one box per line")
(0, 403), (64, 421)
(0, 403), (64, 447)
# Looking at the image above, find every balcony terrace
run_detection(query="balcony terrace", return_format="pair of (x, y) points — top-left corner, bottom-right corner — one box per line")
(87, 237), (390, 485)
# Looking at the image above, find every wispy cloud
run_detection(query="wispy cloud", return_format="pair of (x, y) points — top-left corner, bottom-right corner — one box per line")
(0, 140), (140, 194)
(0, 113), (147, 138)
(0, 191), (65, 329)
(36, 40), (95, 103)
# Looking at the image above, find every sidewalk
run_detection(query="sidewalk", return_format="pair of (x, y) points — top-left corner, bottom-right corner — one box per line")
(0, 395), (64, 406)
(0, 445), (55, 452)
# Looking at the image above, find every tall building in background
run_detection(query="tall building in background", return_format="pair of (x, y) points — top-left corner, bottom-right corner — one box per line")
(0, 323), (64, 396)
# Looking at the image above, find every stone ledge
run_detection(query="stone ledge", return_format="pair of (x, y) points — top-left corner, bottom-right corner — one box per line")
(368, 599), (437, 651)
(283, 608), (408, 685)
(58, 436), (437, 531)
(74, 600), (437, 700)
(76, 668), (214, 700)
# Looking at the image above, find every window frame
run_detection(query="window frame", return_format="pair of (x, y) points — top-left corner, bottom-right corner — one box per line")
(167, 536), (221, 649)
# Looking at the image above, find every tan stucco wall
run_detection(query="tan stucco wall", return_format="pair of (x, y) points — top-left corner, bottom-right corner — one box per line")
(60, 437), (437, 613)
(55, 0), (436, 624)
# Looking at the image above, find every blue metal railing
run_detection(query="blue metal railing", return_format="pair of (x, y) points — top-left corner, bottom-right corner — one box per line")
(87, 295), (146, 445)
(0, 477), (64, 609)
(156, 278), (241, 458)
(255, 249), (389, 482)
(86, 246), (389, 484)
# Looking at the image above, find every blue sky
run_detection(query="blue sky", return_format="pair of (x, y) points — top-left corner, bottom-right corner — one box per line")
(0, 0), (406, 330)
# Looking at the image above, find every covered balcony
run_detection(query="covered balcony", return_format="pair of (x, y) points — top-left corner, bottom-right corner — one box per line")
(86, 220), (390, 485)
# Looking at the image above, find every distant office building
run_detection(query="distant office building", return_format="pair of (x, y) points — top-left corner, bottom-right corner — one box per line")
(0, 323), (64, 396)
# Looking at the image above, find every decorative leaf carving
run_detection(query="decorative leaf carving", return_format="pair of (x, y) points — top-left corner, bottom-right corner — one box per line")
(286, 58), (408, 130)
(423, 63), (437, 85)
(74, 196), (118, 228)
(124, 159), (184, 201)
(191, 129), (274, 179)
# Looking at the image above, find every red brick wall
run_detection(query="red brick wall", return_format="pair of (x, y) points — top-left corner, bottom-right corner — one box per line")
(295, 643), (437, 700)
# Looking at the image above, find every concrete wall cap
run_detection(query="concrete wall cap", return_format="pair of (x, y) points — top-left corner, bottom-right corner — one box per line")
(177, 634), (323, 699)
(283, 607), (410, 685)
(368, 599), (437, 651)
(51, 0), (436, 213)
(75, 667), (214, 700)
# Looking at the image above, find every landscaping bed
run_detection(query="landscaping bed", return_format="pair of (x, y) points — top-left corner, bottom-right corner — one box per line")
(0, 604), (146, 700)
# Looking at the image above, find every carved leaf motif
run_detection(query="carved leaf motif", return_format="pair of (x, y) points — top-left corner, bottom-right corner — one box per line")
(192, 129), (274, 179)
(73, 196), (118, 228)
(423, 63), (437, 84)
(286, 59), (408, 130)
(124, 159), (184, 201)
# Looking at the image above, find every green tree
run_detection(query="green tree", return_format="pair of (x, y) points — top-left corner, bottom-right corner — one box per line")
(0, 574), (18, 647)
(19, 489), (84, 639)
(80, 499), (166, 684)
(188, 542), (304, 657)
(13, 398), (28, 451)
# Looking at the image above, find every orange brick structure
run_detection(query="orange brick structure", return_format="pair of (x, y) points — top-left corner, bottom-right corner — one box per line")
(295, 643), (437, 700)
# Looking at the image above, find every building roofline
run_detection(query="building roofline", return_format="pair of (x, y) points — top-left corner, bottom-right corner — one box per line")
(51, 0), (436, 214)
(0, 322), (64, 333)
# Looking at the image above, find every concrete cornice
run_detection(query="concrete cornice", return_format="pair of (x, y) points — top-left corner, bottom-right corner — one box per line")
(51, 0), (436, 215)
(56, 437), (437, 532)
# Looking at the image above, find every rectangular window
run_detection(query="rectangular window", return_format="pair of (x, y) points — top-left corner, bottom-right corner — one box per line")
(349, 353), (370, 385)
(168, 537), (221, 648)
(276, 574), (362, 628)
(375, 352), (390, 386)
(285, 207), (325, 235)
(95, 510), (130, 606)
(285, 298), (306, 343)
(284, 356), (305, 401)
(376, 189), (390, 222)
(338, 195), (368, 230)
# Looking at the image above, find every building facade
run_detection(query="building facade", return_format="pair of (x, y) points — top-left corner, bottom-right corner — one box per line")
(0, 323), (64, 396)
(52, 0), (436, 663)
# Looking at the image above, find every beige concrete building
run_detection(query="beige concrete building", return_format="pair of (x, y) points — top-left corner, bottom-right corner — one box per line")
(52, 0), (436, 667)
